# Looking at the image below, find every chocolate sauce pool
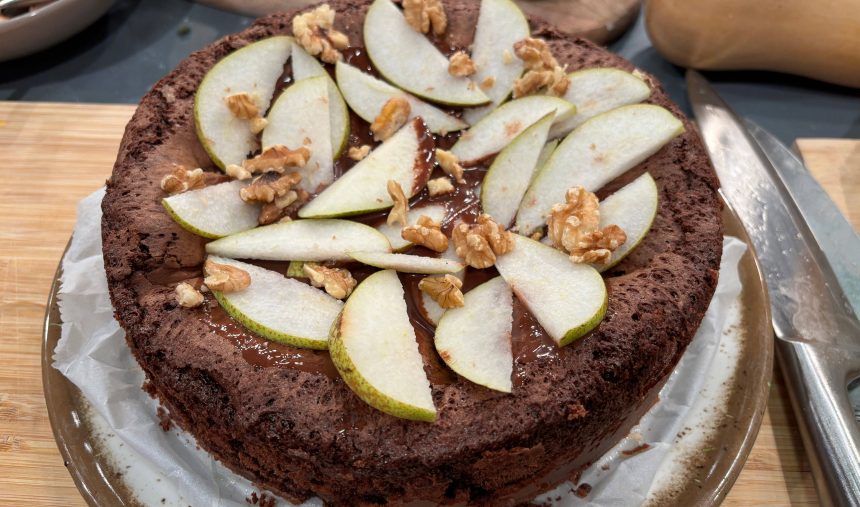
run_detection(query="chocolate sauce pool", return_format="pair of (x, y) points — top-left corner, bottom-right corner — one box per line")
(192, 51), (560, 385)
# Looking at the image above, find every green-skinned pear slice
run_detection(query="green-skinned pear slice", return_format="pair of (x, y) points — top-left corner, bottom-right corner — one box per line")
(419, 243), (466, 325)
(598, 172), (659, 271)
(298, 119), (431, 218)
(262, 76), (333, 193)
(206, 219), (390, 261)
(495, 235), (606, 346)
(162, 180), (260, 239)
(481, 112), (553, 227)
(516, 104), (684, 235)
(434, 276), (513, 392)
(376, 204), (447, 252)
(348, 252), (465, 274)
(462, 0), (530, 125)
(330, 270), (436, 421)
(450, 96), (575, 166)
(335, 62), (468, 134)
(208, 256), (341, 350)
(194, 36), (292, 169)
(291, 42), (350, 157)
(533, 139), (558, 183)
(549, 68), (652, 139)
(286, 261), (307, 278)
(363, 0), (489, 106)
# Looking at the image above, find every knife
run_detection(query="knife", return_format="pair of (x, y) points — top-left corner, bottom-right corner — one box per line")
(744, 120), (860, 317)
(686, 70), (860, 507)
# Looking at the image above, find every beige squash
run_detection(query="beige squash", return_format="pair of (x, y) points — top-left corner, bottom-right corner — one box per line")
(645, 0), (860, 88)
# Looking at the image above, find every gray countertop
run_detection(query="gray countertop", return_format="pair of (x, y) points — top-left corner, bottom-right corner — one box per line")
(1, 0), (858, 146)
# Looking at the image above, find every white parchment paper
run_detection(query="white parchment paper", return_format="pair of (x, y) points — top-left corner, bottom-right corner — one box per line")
(54, 188), (746, 506)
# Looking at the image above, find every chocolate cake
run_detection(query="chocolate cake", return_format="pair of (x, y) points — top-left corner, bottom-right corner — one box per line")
(101, 0), (723, 504)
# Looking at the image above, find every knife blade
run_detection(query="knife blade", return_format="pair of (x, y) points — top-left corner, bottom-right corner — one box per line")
(745, 121), (860, 317)
(686, 70), (860, 507)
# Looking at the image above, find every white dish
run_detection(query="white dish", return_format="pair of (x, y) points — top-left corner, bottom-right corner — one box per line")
(0, 0), (114, 62)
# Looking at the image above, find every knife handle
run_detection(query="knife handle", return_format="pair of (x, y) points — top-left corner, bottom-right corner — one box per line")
(776, 339), (860, 507)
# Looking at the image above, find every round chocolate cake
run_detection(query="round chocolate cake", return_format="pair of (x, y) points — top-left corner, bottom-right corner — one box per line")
(101, 0), (723, 504)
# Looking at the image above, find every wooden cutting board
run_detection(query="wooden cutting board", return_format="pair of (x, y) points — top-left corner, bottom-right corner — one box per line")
(198, 0), (640, 45)
(1, 101), (855, 505)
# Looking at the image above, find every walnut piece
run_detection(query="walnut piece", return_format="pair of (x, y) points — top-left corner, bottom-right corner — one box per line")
(371, 97), (411, 142)
(386, 180), (409, 227)
(259, 189), (309, 225)
(160, 165), (205, 194)
(448, 51), (477, 77)
(303, 263), (356, 299)
(225, 92), (268, 134)
(239, 172), (302, 203)
(348, 144), (371, 161)
(452, 214), (514, 268)
(292, 4), (349, 64)
(204, 260), (251, 293)
(175, 282), (204, 308)
(546, 186), (627, 265)
(242, 145), (311, 174)
(225, 92), (259, 119)
(435, 149), (465, 184)
(512, 37), (570, 98)
(225, 164), (252, 180)
(419, 274), (464, 309)
(402, 215), (448, 252)
(427, 176), (454, 196)
(403, 0), (447, 36)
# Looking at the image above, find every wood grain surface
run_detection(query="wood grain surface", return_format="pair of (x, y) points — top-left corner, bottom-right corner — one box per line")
(0, 101), (852, 506)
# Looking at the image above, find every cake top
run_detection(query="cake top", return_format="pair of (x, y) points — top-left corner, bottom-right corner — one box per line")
(150, 0), (683, 422)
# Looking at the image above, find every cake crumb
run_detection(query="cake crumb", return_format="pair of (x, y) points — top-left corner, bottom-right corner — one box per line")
(574, 483), (592, 498)
(567, 402), (588, 420)
(156, 406), (173, 432)
(621, 442), (652, 457)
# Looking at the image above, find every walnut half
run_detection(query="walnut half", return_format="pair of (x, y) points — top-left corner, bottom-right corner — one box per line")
(203, 260), (251, 293)
(403, 0), (447, 36)
(511, 37), (569, 98)
(292, 4), (350, 64)
(242, 145), (311, 174)
(160, 165), (205, 194)
(303, 263), (356, 299)
(402, 215), (448, 252)
(419, 274), (464, 309)
(451, 214), (514, 269)
(546, 186), (627, 265)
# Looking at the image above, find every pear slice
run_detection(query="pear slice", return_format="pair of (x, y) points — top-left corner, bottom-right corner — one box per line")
(330, 270), (436, 421)
(534, 139), (558, 183)
(450, 96), (575, 166)
(162, 180), (260, 239)
(262, 75), (333, 193)
(516, 104), (684, 235)
(481, 112), (553, 227)
(298, 119), (432, 218)
(286, 261), (307, 278)
(375, 204), (447, 252)
(549, 68), (652, 139)
(419, 243), (466, 325)
(495, 235), (606, 346)
(434, 276), (513, 392)
(348, 252), (464, 274)
(363, 0), (489, 106)
(335, 61), (467, 134)
(206, 219), (390, 261)
(598, 172), (659, 271)
(462, 0), (530, 125)
(208, 256), (341, 349)
(194, 36), (292, 169)
(291, 42), (350, 157)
